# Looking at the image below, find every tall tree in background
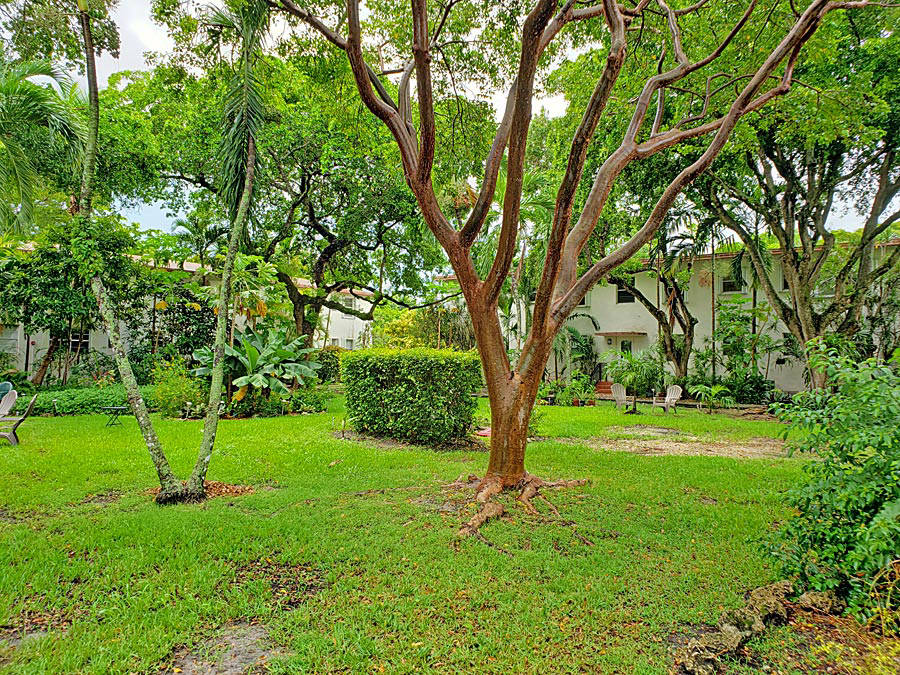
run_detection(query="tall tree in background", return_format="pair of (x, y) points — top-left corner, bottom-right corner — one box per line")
(693, 14), (899, 386)
(271, 0), (882, 535)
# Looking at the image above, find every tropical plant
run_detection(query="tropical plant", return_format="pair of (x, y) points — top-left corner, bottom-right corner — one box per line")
(0, 59), (83, 234)
(767, 341), (900, 624)
(193, 326), (319, 400)
(688, 383), (735, 413)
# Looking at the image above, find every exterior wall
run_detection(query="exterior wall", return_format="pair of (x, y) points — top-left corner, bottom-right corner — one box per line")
(544, 253), (834, 393)
(316, 296), (370, 350)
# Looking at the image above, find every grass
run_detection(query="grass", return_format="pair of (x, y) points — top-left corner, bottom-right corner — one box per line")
(0, 397), (805, 673)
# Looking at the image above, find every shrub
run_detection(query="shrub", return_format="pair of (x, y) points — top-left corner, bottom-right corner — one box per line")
(288, 386), (330, 413)
(152, 358), (207, 418)
(766, 342), (900, 623)
(16, 384), (156, 415)
(725, 373), (775, 404)
(342, 348), (482, 445)
(316, 346), (344, 382)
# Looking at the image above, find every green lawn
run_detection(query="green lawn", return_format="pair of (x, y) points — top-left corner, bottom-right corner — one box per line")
(0, 398), (804, 673)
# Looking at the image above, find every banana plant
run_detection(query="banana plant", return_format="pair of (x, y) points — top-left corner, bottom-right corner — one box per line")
(193, 327), (319, 399)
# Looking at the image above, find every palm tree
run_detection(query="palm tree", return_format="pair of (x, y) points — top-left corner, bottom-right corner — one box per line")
(174, 215), (228, 280)
(0, 59), (83, 234)
(186, 0), (268, 498)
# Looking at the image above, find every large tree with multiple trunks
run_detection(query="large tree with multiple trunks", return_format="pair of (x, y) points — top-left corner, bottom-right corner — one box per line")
(264, 0), (884, 533)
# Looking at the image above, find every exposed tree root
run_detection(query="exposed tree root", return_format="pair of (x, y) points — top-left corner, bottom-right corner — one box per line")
(456, 473), (589, 545)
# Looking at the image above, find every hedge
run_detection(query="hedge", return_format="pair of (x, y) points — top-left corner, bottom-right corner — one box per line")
(14, 385), (157, 416)
(316, 346), (345, 382)
(342, 348), (482, 445)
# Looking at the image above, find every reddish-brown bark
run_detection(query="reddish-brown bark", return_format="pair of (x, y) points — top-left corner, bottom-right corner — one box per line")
(273, 0), (878, 497)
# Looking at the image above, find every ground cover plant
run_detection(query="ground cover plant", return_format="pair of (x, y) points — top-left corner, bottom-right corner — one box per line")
(4, 398), (892, 673)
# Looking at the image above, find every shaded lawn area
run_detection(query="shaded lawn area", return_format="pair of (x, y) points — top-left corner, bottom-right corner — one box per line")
(1, 398), (804, 673)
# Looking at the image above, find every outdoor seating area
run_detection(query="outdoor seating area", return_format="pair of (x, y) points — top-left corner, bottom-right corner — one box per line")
(0, 382), (36, 446)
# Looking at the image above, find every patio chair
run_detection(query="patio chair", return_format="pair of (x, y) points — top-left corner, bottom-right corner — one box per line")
(652, 385), (683, 413)
(611, 383), (627, 410)
(0, 389), (17, 416)
(0, 393), (37, 446)
(0, 381), (12, 398)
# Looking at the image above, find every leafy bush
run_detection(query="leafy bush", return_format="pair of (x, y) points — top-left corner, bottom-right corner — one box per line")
(227, 386), (331, 418)
(152, 358), (207, 418)
(725, 373), (775, 404)
(316, 346), (344, 382)
(766, 342), (900, 623)
(193, 327), (319, 399)
(288, 386), (330, 413)
(16, 384), (156, 415)
(342, 348), (482, 445)
(688, 383), (735, 413)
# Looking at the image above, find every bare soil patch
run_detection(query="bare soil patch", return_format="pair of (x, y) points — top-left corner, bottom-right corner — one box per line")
(0, 607), (75, 649)
(79, 490), (122, 505)
(145, 481), (254, 500)
(167, 622), (276, 675)
(609, 425), (689, 437)
(559, 435), (787, 459)
(232, 558), (328, 609)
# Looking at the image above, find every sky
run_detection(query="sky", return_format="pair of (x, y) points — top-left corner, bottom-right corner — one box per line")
(86, 0), (866, 233)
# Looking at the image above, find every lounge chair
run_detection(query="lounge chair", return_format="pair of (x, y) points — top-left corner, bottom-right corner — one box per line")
(0, 389), (17, 416)
(652, 385), (683, 413)
(0, 394), (37, 445)
(611, 383), (627, 410)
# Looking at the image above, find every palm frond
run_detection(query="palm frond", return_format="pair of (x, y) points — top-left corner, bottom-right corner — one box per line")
(207, 0), (269, 221)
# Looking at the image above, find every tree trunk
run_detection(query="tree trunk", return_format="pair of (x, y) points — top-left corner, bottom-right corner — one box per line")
(710, 241), (717, 383)
(90, 277), (184, 499)
(30, 337), (58, 386)
(77, 4), (183, 501)
(469, 298), (548, 486)
(187, 139), (257, 496)
(77, 2), (99, 216)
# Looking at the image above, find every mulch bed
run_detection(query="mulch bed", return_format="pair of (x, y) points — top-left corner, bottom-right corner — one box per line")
(145, 481), (254, 499)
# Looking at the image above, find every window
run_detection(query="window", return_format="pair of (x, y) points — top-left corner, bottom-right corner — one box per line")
(615, 282), (635, 304)
(620, 340), (632, 354)
(721, 275), (743, 293)
(330, 338), (339, 347)
(340, 298), (356, 319)
(344, 338), (354, 350)
(69, 331), (90, 357)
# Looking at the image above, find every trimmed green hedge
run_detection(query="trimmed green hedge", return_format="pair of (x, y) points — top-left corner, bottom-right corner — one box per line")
(342, 348), (482, 445)
(14, 385), (156, 416)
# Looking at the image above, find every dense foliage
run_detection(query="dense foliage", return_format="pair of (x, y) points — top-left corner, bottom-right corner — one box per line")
(768, 343), (900, 622)
(151, 357), (206, 418)
(15, 384), (156, 416)
(316, 346), (344, 383)
(342, 349), (482, 445)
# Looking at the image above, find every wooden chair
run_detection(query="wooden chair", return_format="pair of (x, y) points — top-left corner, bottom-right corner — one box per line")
(0, 389), (17, 416)
(0, 394), (37, 446)
(652, 385), (683, 413)
(611, 383), (627, 410)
